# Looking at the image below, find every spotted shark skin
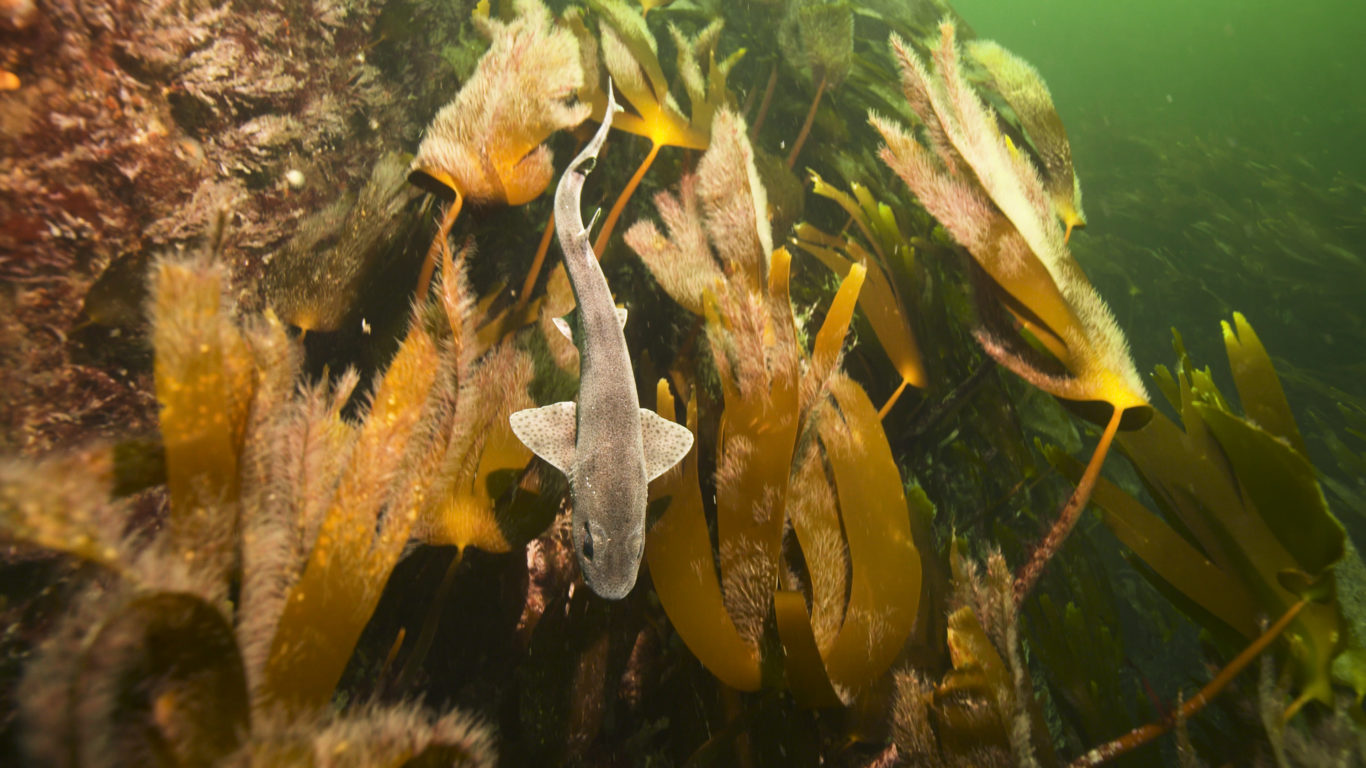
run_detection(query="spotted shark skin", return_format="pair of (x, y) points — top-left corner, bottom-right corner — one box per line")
(510, 84), (693, 600)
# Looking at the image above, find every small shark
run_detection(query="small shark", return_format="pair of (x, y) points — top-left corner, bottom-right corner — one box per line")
(510, 84), (694, 600)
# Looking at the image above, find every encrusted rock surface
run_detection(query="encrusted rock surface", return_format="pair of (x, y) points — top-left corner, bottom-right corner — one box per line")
(0, 0), (471, 452)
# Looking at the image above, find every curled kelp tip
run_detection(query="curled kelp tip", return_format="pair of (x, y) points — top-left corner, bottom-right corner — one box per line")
(966, 37), (1088, 240)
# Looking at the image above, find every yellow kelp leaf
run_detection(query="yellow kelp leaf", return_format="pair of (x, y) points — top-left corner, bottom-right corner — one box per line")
(1045, 443), (1260, 638)
(580, 3), (743, 254)
(773, 590), (843, 707)
(1222, 312), (1305, 455)
(966, 38), (1087, 239)
(711, 249), (800, 609)
(793, 223), (925, 391)
(645, 381), (761, 691)
(0, 447), (123, 572)
(810, 262), (865, 378)
(586, 0), (736, 150)
(410, 0), (589, 206)
(420, 347), (537, 554)
(261, 322), (439, 713)
(638, 0), (673, 17)
(263, 154), (414, 332)
(944, 606), (1011, 700)
(874, 23), (1148, 422)
(818, 375), (921, 694)
(73, 593), (250, 768)
(151, 255), (253, 584)
(785, 449), (847, 657)
(777, 447), (846, 707)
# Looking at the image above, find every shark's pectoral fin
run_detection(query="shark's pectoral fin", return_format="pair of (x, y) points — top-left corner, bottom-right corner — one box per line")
(639, 408), (695, 481)
(510, 402), (577, 475)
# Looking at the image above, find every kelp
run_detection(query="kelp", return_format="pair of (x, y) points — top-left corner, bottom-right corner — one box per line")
(791, 173), (927, 416)
(263, 153), (417, 333)
(965, 38), (1087, 240)
(872, 19), (1150, 603)
(151, 252), (253, 592)
(1048, 313), (1365, 720)
(889, 548), (1053, 767)
(629, 108), (920, 704)
(6, 246), (501, 765)
(409, 0), (590, 298)
(778, 0), (854, 169)
(574, 0), (744, 254)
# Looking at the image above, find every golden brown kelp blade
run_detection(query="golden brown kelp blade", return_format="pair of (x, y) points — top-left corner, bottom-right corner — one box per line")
(888, 550), (1053, 766)
(812, 375), (921, 694)
(967, 38), (1087, 239)
(416, 344), (537, 554)
(0, 446), (127, 572)
(872, 22), (1146, 421)
(71, 593), (250, 768)
(409, 0), (590, 298)
(152, 253), (254, 592)
(629, 103), (920, 702)
(625, 108), (773, 310)
(637, 0), (673, 16)
(410, 0), (588, 206)
(872, 20), (1149, 602)
(793, 173), (927, 414)
(646, 382), (761, 692)
(260, 319), (440, 713)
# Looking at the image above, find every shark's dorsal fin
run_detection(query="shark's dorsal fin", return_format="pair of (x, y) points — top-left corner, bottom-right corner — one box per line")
(639, 408), (695, 482)
(510, 402), (577, 474)
(553, 308), (627, 342)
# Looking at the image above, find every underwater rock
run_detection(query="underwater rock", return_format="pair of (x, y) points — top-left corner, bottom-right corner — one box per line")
(0, 0), (466, 453)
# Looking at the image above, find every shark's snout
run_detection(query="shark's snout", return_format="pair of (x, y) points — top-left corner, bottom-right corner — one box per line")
(577, 520), (644, 600)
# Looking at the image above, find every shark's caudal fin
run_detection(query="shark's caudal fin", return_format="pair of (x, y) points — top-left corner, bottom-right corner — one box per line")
(509, 403), (693, 481)
(552, 308), (628, 342)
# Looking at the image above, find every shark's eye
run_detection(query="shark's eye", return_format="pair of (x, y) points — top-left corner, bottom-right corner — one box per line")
(581, 522), (594, 561)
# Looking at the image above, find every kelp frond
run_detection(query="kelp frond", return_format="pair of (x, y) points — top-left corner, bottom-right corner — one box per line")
(632, 114), (920, 705)
(966, 38), (1087, 239)
(577, 0), (744, 254)
(625, 108), (771, 312)
(411, 0), (589, 207)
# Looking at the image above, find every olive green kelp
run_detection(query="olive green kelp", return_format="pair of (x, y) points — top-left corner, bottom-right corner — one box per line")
(1049, 313), (1366, 720)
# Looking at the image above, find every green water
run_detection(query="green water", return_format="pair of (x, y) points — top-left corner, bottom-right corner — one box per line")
(954, 0), (1366, 179)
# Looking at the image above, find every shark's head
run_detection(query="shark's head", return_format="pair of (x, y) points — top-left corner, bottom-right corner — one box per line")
(570, 472), (647, 601)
